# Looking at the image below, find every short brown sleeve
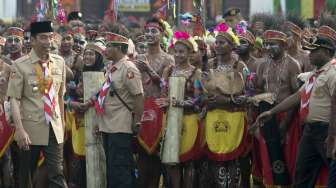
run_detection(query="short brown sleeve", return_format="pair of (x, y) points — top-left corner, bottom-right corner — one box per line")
(125, 66), (143, 96)
(6, 63), (24, 99)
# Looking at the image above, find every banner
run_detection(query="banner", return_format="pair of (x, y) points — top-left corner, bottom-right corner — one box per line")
(249, 0), (274, 16)
(119, 0), (150, 12)
(0, 109), (14, 157)
(301, 0), (314, 18)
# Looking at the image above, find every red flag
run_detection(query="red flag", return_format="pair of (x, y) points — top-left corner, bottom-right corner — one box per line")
(0, 107), (14, 157)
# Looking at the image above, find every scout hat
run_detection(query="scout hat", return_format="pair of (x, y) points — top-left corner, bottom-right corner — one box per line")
(262, 30), (287, 43)
(302, 26), (336, 53)
(30, 21), (54, 36)
(5, 27), (24, 39)
(238, 30), (256, 45)
(223, 8), (241, 19)
(86, 30), (98, 41)
(104, 32), (129, 45)
(285, 21), (303, 36)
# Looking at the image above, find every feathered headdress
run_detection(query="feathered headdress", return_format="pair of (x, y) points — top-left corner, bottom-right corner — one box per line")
(160, 19), (173, 51)
(319, 11), (336, 31)
(215, 23), (240, 46)
(170, 31), (198, 52)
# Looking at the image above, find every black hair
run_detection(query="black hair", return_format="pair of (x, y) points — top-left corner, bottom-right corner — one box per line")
(83, 51), (105, 72)
(251, 13), (285, 34)
(201, 52), (209, 72)
(319, 12), (336, 31)
(286, 12), (305, 29)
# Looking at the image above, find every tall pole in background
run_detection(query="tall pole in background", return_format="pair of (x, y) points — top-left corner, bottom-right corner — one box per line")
(176, 0), (181, 27)
(222, 0), (226, 15)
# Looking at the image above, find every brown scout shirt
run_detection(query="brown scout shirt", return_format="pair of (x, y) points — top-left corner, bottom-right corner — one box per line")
(138, 51), (174, 98)
(0, 60), (11, 104)
(97, 57), (143, 134)
(7, 49), (66, 145)
(301, 60), (336, 124)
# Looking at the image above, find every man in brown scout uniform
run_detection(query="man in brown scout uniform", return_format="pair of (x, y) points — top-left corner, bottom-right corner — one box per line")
(7, 21), (68, 188)
(93, 32), (144, 188)
(223, 8), (243, 29)
(258, 25), (336, 188)
(135, 17), (174, 188)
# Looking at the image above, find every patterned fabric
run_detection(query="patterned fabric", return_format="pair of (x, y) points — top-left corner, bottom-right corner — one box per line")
(209, 160), (241, 188)
(299, 70), (322, 123)
(95, 73), (112, 114)
(40, 61), (56, 125)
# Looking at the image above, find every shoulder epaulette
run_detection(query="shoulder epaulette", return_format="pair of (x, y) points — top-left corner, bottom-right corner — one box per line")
(14, 54), (30, 64)
(50, 53), (64, 60)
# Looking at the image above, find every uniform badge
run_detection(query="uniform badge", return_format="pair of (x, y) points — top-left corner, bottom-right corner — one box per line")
(31, 69), (36, 76)
(10, 71), (17, 79)
(31, 81), (39, 93)
(108, 65), (117, 73)
(314, 87), (321, 96)
(127, 70), (135, 79)
(272, 160), (285, 174)
(32, 86), (39, 93)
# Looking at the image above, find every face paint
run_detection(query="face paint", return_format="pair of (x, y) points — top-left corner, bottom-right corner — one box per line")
(136, 42), (148, 54)
(215, 35), (232, 55)
(144, 26), (161, 44)
(236, 39), (249, 55)
(6, 36), (22, 53)
(174, 43), (190, 65)
(265, 42), (283, 59)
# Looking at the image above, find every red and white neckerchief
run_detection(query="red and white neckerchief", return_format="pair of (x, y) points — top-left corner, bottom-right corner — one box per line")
(95, 66), (117, 115)
(40, 61), (56, 125)
(299, 59), (336, 123)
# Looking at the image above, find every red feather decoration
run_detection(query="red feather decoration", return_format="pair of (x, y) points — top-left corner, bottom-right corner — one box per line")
(215, 23), (229, 33)
(174, 31), (190, 40)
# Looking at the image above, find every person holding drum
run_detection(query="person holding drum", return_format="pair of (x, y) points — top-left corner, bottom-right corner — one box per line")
(134, 17), (175, 188)
(202, 22), (250, 187)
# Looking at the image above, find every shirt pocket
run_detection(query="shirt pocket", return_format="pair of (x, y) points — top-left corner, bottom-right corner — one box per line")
(313, 75), (328, 98)
(21, 110), (42, 122)
(27, 76), (40, 97)
(52, 72), (63, 93)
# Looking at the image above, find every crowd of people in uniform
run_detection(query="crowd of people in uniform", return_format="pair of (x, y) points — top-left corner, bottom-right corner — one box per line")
(0, 5), (336, 188)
